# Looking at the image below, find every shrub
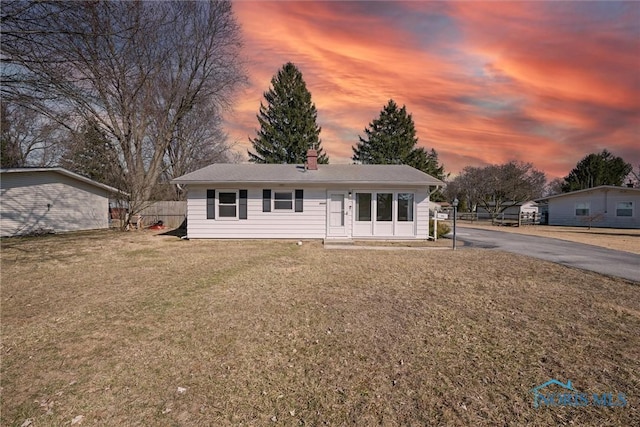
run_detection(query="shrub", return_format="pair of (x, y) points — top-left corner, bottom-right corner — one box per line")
(429, 219), (451, 238)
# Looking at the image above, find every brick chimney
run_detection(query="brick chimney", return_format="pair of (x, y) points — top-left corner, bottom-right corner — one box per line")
(306, 149), (318, 170)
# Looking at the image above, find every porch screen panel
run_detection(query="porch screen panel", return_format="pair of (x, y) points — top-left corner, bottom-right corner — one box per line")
(356, 193), (372, 221)
(376, 193), (392, 221)
(397, 193), (414, 221)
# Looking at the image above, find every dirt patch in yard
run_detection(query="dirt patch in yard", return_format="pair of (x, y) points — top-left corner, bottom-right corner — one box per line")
(456, 222), (640, 254)
(1, 230), (639, 426)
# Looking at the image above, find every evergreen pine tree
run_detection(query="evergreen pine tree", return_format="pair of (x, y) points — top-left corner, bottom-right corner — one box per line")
(60, 120), (122, 187)
(249, 62), (328, 164)
(353, 99), (446, 181)
(561, 150), (632, 192)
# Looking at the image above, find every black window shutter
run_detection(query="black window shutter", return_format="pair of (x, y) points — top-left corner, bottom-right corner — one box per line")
(295, 189), (304, 212)
(206, 189), (215, 219)
(239, 190), (248, 219)
(263, 189), (271, 212)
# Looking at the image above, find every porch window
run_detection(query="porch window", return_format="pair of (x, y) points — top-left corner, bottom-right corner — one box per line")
(218, 191), (237, 218)
(616, 201), (633, 217)
(376, 193), (392, 221)
(397, 193), (414, 221)
(356, 193), (372, 221)
(274, 191), (293, 210)
(575, 202), (590, 216)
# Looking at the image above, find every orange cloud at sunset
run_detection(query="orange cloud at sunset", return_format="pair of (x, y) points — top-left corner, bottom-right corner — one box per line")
(225, 1), (639, 179)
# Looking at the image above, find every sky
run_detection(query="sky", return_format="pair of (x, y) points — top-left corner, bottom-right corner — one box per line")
(225, 1), (640, 179)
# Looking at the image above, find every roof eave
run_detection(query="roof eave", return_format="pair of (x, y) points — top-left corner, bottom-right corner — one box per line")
(171, 179), (441, 186)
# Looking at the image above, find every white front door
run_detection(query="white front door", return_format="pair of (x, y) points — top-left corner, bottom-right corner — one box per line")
(327, 192), (347, 237)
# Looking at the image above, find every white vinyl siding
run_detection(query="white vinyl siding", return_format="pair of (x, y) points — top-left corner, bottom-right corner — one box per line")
(1, 171), (110, 236)
(187, 186), (432, 239)
(187, 186), (326, 239)
(547, 188), (640, 228)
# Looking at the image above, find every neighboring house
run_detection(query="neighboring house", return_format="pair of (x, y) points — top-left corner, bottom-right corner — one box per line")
(171, 150), (444, 240)
(1, 168), (123, 237)
(476, 201), (539, 220)
(536, 185), (640, 228)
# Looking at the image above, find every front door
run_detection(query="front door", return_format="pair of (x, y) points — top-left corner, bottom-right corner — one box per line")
(327, 192), (347, 237)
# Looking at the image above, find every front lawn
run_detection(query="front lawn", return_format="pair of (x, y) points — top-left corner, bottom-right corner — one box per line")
(1, 231), (638, 425)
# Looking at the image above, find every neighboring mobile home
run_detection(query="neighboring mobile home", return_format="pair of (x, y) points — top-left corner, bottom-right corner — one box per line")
(172, 151), (444, 240)
(0, 168), (122, 237)
(535, 185), (640, 228)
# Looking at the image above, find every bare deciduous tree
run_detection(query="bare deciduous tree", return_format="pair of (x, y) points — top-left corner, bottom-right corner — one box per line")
(447, 161), (546, 221)
(0, 101), (68, 167)
(2, 0), (245, 214)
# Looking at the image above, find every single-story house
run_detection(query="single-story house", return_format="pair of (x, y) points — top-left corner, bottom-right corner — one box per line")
(535, 185), (640, 228)
(171, 150), (444, 240)
(476, 201), (539, 220)
(1, 167), (123, 237)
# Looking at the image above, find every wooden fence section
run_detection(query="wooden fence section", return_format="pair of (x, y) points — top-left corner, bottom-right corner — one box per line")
(139, 201), (187, 228)
(455, 211), (547, 226)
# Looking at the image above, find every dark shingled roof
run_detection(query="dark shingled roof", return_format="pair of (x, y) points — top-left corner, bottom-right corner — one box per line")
(172, 164), (444, 186)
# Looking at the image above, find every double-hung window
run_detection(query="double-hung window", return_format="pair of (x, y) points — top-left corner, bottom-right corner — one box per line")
(575, 202), (590, 217)
(206, 189), (247, 220)
(218, 191), (238, 218)
(263, 189), (303, 212)
(274, 191), (293, 210)
(616, 201), (633, 217)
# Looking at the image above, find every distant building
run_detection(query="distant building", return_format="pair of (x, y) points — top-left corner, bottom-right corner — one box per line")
(1, 168), (122, 237)
(535, 185), (640, 228)
(476, 201), (539, 220)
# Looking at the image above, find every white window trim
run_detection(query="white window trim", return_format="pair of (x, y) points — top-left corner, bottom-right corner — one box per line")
(355, 192), (373, 222)
(397, 192), (415, 222)
(376, 192), (394, 222)
(575, 202), (590, 217)
(217, 189), (239, 220)
(616, 201), (634, 217)
(354, 191), (416, 223)
(273, 190), (294, 211)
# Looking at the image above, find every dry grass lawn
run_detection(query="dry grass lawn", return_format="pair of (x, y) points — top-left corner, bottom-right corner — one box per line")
(1, 230), (639, 426)
(456, 222), (640, 254)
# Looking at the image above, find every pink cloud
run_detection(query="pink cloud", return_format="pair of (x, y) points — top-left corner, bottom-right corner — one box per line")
(226, 1), (640, 179)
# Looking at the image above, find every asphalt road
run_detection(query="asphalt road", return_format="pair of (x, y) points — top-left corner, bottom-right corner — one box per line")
(454, 226), (640, 283)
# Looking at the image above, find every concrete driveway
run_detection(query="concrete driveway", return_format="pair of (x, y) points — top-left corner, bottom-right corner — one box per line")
(455, 226), (640, 283)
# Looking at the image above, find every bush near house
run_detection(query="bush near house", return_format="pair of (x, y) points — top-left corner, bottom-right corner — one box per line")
(429, 218), (451, 238)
